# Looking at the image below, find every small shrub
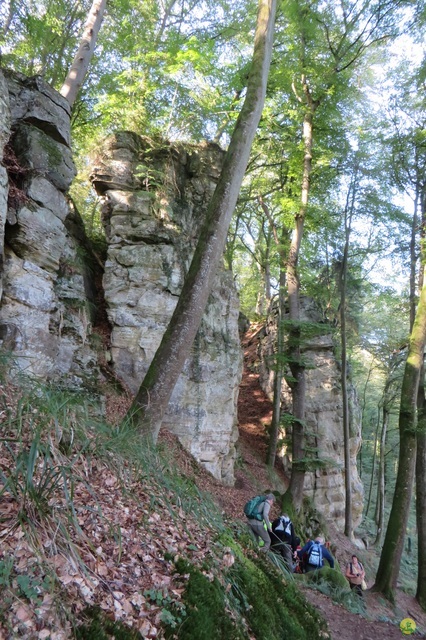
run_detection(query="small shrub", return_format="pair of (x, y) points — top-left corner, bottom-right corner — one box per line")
(304, 566), (349, 591)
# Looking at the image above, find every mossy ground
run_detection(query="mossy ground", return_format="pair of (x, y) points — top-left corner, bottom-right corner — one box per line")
(163, 551), (328, 640)
(75, 606), (141, 639)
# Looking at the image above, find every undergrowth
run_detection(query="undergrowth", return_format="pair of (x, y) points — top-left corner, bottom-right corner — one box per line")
(0, 373), (329, 639)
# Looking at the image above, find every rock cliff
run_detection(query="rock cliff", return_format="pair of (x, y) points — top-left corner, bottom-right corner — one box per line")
(90, 133), (242, 485)
(0, 70), (99, 385)
(257, 297), (364, 530)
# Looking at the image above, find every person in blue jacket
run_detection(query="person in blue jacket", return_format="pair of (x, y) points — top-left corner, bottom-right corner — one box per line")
(298, 536), (335, 572)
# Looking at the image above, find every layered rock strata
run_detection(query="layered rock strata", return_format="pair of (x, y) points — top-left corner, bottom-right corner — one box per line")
(258, 297), (364, 530)
(0, 70), (98, 385)
(90, 133), (242, 484)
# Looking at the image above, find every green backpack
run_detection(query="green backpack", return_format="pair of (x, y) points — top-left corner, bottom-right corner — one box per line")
(244, 495), (265, 521)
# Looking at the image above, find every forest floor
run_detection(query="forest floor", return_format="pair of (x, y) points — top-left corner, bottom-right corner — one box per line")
(1, 324), (426, 638)
(216, 323), (426, 640)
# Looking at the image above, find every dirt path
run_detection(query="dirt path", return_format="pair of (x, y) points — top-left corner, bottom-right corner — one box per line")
(228, 325), (426, 639)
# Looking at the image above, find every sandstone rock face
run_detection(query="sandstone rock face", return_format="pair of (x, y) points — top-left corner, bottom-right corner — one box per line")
(90, 133), (242, 485)
(258, 297), (364, 530)
(0, 70), (98, 385)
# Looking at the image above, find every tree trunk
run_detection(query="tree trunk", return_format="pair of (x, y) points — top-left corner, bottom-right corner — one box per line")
(285, 106), (313, 511)
(416, 180), (426, 611)
(359, 360), (374, 478)
(60, 0), (107, 108)
(124, 0), (277, 441)
(365, 406), (380, 519)
(374, 268), (426, 601)
(340, 175), (356, 539)
(266, 264), (286, 466)
(373, 407), (388, 548)
(417, 363), (426, 611)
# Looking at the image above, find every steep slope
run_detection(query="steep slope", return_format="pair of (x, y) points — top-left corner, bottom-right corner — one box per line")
(0, 326), (425, 639)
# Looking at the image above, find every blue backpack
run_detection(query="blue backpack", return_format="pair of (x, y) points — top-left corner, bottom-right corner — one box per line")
(244, 496), (265, 521)
(308, 541), (323, 567)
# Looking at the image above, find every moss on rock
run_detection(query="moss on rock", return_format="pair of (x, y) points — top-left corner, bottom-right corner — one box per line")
(164, 553), (328, 640)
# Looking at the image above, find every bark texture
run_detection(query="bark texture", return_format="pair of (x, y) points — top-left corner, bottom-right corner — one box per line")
(60, 0), (107, 107)
(416, 367), (426, 611)
(285, 107), (314, 511)
(374, 271), (426, 600)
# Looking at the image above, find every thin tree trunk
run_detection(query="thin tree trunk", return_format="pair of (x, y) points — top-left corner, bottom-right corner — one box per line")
(285, 106), (313, 511)
(340, 171), (356, 539)
(365, 406), (380, 519)
(373, 407), (388, 548)
(124, 0), (277, 441)
(267, 264), (286, 466)
(1, 0), (16, 36)
(257, 198), (290, 467)
(374, 267), (426, 601)
(359, 360), (374, 478)
(60, 0), (107, 108)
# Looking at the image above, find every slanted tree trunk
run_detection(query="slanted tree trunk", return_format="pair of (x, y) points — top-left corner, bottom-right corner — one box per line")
(124, 0), (277, 441)
(374, 267), (426, 601)
(60, 0), (107, 108)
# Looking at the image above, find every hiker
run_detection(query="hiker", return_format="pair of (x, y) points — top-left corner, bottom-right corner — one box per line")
(245, 493), (275, 552)
(269, 514), (298, 569)
(345, 554), (366, 597)
(298, 536), (335, 572)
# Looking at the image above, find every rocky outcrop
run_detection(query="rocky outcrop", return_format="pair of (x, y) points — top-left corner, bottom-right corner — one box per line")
(258, 297), (364, 530)
(90, 133), (242, 485)
(0, 71), (242, 485)
(0, 67), (365, 504)
(0, 69), (99, 385)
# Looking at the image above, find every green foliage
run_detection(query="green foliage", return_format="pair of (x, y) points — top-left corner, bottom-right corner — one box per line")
(16, 572), (52, 604)
(303, 566), (348, 591)
(0, 556), (14, 588)
(0, 428), (72, 525)
(144, 588), (187, 630)
(299, 566), (368, 615)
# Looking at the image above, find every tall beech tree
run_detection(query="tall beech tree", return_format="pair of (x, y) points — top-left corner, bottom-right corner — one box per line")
(281, 0), (371, 511)
(124, 0), (277, 441)
(374, 264), (426, 600)
(386, 66), (426, 607)
(277, 0), (413, 513)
